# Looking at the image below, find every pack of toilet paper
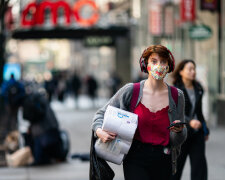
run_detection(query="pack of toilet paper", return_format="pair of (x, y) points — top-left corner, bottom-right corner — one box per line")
(95, 105), (138, 165)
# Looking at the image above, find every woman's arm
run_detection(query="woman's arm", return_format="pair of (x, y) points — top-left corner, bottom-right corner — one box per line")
(92, 83), (133, 137)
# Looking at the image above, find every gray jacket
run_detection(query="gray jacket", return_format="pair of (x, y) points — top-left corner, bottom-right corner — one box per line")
(92, 80), (187, 174)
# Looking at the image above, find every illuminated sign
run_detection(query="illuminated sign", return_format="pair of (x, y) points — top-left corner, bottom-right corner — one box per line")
(3, 63), (21, 81)
(21, 0), (99, 27)
(149, 3), (162, 36)
(84, 36), (114, 47)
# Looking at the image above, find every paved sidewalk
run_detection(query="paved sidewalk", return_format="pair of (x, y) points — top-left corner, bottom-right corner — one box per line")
(0, 99), (225, 180)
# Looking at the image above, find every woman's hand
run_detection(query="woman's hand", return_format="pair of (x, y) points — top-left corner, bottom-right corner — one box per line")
(96, 128), (117, 143)
(189, 119), (202, 130)
(169, 120), (184, 133)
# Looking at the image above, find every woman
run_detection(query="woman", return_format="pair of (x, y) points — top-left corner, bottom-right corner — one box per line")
(171, 60), (209, 180)
(92, 45), (187, 180)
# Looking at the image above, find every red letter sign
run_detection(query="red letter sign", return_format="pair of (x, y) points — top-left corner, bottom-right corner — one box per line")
(21, 0), (99, 27)
(180, 0), (195, 22)
(21, 2), (37, 26)
(73, 0), (99, 27)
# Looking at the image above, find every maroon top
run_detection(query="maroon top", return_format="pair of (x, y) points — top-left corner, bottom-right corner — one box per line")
(134, 102), (170, 146)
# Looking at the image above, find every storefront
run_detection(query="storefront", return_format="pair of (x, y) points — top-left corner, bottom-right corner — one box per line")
(6, 0), (132, 97)
(130, 0), (195, 81)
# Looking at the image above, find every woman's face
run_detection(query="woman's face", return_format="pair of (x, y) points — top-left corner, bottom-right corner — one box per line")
(147, 53), (169, 80)
(179, 62), (196, 81)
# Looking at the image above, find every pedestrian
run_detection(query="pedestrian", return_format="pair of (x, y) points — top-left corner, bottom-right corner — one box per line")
(107, 72), (122, 97)
(91, 45), (187, 180)
(1, 73), (25, 132)
(71, 73), (81, 108)
(86, 75), (98, 108)
(57, 73), (67, 102)
(44, 72), (55, 102)
(171, 59), (209, 180)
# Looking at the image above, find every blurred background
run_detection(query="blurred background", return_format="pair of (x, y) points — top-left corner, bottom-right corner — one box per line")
(0, 0), (224, 180)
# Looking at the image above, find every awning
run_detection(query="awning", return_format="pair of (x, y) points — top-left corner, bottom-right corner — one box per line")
(12, 26), (129, 39)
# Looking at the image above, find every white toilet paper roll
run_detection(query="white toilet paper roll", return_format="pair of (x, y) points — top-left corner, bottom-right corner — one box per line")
(118, 123), (137, 141)
(120, 140), (132, 154)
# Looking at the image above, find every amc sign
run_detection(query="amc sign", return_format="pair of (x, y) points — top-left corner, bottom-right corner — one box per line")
(21, 0), (99, 27)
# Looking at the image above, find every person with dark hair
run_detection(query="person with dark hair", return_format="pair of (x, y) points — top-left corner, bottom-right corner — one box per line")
(107, 71), (122, 97)
(1, 73), (25, 107)
(86, 75), (98, 108)
(91, 45), (187, 180)
(171, 59), (209, 180)
(71, 73), (81, 108)
(1, 73), (25, 132)
(44, 73), (56, 102)
(22, 92), (68, 165)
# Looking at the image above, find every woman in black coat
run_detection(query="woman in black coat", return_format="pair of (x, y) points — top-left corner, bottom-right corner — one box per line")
(171, 59), (209, 180)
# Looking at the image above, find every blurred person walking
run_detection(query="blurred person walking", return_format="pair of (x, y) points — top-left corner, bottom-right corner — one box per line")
(57, 73), (67, 102)
(1, 74), (25, 132)
(86, 75), (98, 108)
(44, 72), (56, 102)
(171, 60), (209, 180)
(91, 45), (187, 180)
(71, 73), (82, 108)
(107, 72), (122, 97)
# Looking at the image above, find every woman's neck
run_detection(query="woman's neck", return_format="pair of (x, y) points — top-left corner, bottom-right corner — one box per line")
(146, 76), (167, 93)
(182, 78), (193, 89)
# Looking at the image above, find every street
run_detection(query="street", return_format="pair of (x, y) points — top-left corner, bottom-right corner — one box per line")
(1, 0), (225, 179)
(0, 97), (225, 180)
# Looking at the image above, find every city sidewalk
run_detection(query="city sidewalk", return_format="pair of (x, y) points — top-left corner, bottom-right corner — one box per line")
(0, 97), (225, 180)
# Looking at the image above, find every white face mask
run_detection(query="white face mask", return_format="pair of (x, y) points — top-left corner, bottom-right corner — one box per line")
(148, 64), (169, 80)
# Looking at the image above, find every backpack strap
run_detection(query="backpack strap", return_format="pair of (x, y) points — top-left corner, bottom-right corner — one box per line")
(170, 86), (178, 106)
(130, 83), (140, 112)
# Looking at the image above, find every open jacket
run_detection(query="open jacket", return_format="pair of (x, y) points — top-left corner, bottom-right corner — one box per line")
(174, 81), (210, 136)
(92, 80), (187, 174)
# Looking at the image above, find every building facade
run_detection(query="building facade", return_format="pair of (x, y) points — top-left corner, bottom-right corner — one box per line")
(130, 0), (220, 126)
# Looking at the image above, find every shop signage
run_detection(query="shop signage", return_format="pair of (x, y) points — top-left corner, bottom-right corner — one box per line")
(200, 0), (218, 11)
(84, 36), (114, 47)
(180, 0), (195, 22)
(4, 7), (13, 30)
(149, 3), (162, 36)
(21, 0), (99, 27)
(164, 5), (174, 36)
(189, 25), (212, 40)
